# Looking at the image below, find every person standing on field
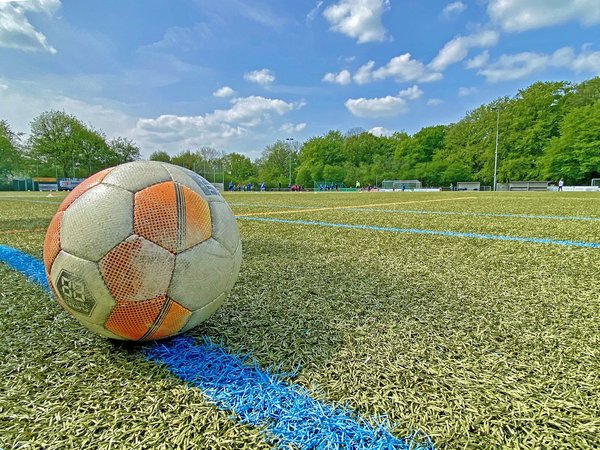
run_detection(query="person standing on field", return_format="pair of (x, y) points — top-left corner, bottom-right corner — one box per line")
(558, 178), (564, 191)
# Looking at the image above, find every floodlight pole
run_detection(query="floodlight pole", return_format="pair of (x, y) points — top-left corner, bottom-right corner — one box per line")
(493, 108), (499, 191)
(286, 137), (294, 186)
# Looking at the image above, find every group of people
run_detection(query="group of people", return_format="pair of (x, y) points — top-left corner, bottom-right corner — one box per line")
(228, 181), (264, 192)
(228, 180), (301, 192)
(318, 183), (339, 191)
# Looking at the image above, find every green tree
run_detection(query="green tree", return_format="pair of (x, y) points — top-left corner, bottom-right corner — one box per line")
(225, 152), (256, 185)
(108, 137), (141, 165)
(257, 140), (298, 187)
(149, 150), (171, 162)
(28, 110), (109, 178)
(171, 150), (199, 170)
(0, 120), (21, 178)
(542, 101), (600, 184)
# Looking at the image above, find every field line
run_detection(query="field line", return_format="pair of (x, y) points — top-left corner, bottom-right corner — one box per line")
(0, 245), (432, 450)
(231, 202), (600, 222)
(237, 217), (600, 249)
(237, 196), (477, 217)
(348, 208), (600, 222)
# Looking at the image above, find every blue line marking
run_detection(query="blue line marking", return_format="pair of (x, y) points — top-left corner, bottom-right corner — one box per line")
(143, 337), (430, 450)
(237, 217), (600, 249)
(0, 245), (49, 289)
(0, 245), (431, 450)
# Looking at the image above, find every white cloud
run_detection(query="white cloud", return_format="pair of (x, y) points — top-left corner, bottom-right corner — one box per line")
(427, 98), (444, 106)
(147, 23), (211, 52)
(322, 69), (352, 85)
(373, 53), (443, 83)
(323, 0), (390, 43)
(398, 85), (423, 100)
(487, 0), (600, 32)
(465, 50), (489, 69)
(0, 0), (60, 53)
(307, 1), (323, 21)
(345, 87), (423, 118)
(134, 96), (296, 150)
(368, 126), (392, 136)
(345, 95), (408, 117)
(458, 86), (477, 96)
(280, 122), (307, 133)
(0, 78), (134, 138)
(441, 1), (466, 19)
(244, 68), (275, 85)
(476, 46), (600, 82)
(353, 60), (375, 84)
(213, 86), (236, 97)
(429, 30), (499, 71)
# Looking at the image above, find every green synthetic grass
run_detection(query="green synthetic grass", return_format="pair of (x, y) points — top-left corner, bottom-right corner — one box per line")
(1, 191), (600, 449)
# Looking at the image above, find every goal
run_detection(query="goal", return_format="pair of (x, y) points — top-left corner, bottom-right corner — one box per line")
(380, 180), (422, 191)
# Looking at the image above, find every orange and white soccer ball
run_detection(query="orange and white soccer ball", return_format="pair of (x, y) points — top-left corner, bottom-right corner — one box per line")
(43, 161), (241, 341)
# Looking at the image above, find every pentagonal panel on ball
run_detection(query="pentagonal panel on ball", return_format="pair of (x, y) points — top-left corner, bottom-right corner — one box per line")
(99, 235), (175, 303)
(160, 163), (224, 203)
(210, 201), (240, 256)
(134, 181), (212, 253)
(60, 183), (134, 262)
(101, 160), (172, 192)
(50, 250), (116, 327)
(104, 295), (191, 341)
(58, 166), (115, 212)
(179, 292), (227, 333)
(168, 238), (236, 311)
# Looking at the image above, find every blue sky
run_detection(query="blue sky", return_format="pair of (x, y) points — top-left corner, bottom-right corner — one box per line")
(1, 0), (599, 159)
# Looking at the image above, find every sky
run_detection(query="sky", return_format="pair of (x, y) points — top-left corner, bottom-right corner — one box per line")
(1, 0), (599, 160)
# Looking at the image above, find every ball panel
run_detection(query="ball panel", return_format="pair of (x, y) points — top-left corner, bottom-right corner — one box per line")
(134, 181), (212, 253)
(99, 235), (175, 303)
(101, 160), (172, 192)
(49, 250), (116, 326)
(60, 184), (134, 262)
(134, 181), (179, 253)
(180, 185), (212, 250)
(168, 238), (235, 311)
(104, 295), (168, 341)
(147, 299), (192, 340)
(58, 167), (114, 213)
(230, 242), (242, 291)
(43, 211), (63, 274)
(179, 292), (226, 333)
(209, 201), (240, 255)
(78, 320), (126, 340)
(160, 163), (225, 203)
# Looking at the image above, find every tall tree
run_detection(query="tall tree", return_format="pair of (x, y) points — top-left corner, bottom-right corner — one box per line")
(28, 111), (104, 177)
(257, 140), (298, 187)
(149, 150), (171, 162)
(0, 120), (21, 177)
(108, 137), (141, 165)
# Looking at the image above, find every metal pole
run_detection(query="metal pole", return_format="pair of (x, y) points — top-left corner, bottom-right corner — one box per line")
(286, 137), (294, 186)
(493, 108), (499, 191)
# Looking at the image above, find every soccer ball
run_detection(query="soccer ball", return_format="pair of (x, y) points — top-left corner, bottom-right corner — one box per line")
(43, 161), (242, 341)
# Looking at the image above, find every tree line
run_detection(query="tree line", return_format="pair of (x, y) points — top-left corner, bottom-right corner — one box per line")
(2, 77), (599, 189)
(1, 111), (140, 181)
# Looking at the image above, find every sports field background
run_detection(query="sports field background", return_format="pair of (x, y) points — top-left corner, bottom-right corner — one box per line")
(1, 190), (599, 449)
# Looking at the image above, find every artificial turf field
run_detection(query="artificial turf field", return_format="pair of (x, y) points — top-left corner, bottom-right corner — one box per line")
(1, 190), (599, 449)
